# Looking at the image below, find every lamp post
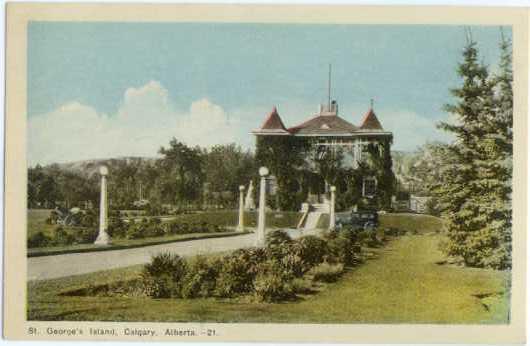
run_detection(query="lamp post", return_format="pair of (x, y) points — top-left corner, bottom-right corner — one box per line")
(237, 185), (245, 231)
(256, 167), (269, 247)
(94, 165), (111, 246)
(329, 185), (336, 230)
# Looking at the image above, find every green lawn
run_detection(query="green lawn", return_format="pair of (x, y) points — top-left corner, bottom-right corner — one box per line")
(28, 215), (510, 323)
(27, 209), (56, 237)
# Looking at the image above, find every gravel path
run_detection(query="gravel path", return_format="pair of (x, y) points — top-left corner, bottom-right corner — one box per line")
(28, 228), (321, 281)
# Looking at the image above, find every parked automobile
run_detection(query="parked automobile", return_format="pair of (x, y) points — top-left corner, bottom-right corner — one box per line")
(335, 209), (379, 231)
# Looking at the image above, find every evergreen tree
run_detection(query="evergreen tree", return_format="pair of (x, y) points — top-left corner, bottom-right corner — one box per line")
(436, 32), (512, 269)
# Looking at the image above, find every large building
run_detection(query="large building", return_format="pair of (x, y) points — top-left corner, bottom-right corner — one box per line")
(252, 100), (394, 211)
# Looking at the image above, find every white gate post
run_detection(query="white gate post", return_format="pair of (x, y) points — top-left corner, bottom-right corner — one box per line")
(95, 165), (111, 245)
(256, 167), (269, 247)
(237, 185), (245, 231)
(329, 185), (336, 230)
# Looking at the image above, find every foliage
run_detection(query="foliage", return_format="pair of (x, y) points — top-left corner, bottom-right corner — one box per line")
(215, 248), (266, 297)
(158, 138), (204, 208)
(295, 235), (329, 270)
(309, 262), (344, 283)
(434, 34), (513, 269)
(202, 144), (256, 209)
(28, 231), (52, 248)
(181, 256), (222, 298)
(253, 260), (295, 302)
(255, 136), (309, 211)
(324, 229), (362, 265)
(141, 253), (187, 298)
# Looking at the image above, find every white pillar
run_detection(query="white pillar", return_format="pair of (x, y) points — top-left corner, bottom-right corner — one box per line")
(329, 185), (336, 230)
(95, 165), (111, 246)
(237, 185), (245, 231)
(256, 167), (269, 247)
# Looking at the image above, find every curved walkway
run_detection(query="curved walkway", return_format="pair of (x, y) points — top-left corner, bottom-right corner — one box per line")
(27, 228), (320, 281)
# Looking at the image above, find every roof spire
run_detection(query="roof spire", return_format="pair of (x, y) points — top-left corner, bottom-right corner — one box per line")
(370, 98), (374, 109)
(328, 63), (332, 110)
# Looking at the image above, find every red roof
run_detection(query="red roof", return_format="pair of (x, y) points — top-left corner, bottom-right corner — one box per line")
(360, 108), (383, 130)
(288, 115), (358, 135)
(260, 107), (287, 131)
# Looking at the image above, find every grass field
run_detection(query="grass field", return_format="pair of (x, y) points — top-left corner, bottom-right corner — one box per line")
(27, 214), (510, 323)
(27, 209), (56, 237)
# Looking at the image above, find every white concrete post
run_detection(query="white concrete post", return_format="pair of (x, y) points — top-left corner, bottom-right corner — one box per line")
(329, 185), (336, 230)
(256, 167), (269, 247)
(237, 185), (245, 231)
(94, 165), (111, 245)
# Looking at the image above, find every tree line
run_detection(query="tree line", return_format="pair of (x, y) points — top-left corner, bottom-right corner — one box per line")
(28, 142), (256, 211)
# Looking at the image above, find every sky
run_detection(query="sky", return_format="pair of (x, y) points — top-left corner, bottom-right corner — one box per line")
(27, 22), (511, 165)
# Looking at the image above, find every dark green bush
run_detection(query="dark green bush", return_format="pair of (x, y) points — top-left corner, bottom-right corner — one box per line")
(266, 229), (292, 247)
(80, 210), (98, 227)
(142, 253), (187, 298)
(215, 247), (266, 297)
(181, 256), (222, 298)
(126, 223), (146, 239)
(76, 228), (98, 243)
(27, 231), (51, 248)
(107, 217), (128, 238)
(253, 260), (295, 302)
(296, 235), (328, 270)
(323, 229), (361, 266)
(309, 262), (344, 283)
(52, 227), (76, 246)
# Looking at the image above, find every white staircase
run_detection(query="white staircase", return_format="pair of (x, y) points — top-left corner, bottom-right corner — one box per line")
(304, 212), (322, 230)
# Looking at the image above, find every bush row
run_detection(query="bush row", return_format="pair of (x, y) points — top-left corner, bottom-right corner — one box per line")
(141, 228), (365, 302)
(28, 217), (233, 248)
(108, 218), (231, 240)
(27, 227), (98, 248)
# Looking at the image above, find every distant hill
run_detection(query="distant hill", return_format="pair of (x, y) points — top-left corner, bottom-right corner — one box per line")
(43, 156), (158, 177)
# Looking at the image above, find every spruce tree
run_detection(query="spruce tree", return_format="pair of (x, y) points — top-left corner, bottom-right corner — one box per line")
(436, 33), (512, 269)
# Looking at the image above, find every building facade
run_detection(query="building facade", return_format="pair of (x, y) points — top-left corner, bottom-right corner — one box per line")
(252, 100), (394, 211)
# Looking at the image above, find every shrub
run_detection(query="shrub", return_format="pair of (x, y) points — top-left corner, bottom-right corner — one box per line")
(266, 229), (292, 247)
(52, 227), (75, 246)
(76, 228), (98, 243)
(309, 262), (344, 283)
(290, 278), (314, 294)
(46, 210), (59, 225)
(80, 210), (98, 227)
(145, 218), (165, 237)
(107, 217), (128, 238)
(296, 235), (328, 270)
(126, 222), (146, 239)
(253, 260), (295, 302)
(27, 231), (51, 248)
(324, 231), (360, 266)
(181, 256), (222, 298)
(357, 229), (379, 247)
(215, 247), (266, 297)
(142, 252), (187, 298)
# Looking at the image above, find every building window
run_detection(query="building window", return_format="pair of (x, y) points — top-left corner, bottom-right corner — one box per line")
(363, 177), (377, 197)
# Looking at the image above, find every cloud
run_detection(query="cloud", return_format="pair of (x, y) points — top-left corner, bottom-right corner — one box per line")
(28, 81), (238, 165)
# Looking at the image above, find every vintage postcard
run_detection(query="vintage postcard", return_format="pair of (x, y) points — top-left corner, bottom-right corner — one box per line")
(4, 3), (529, 343)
